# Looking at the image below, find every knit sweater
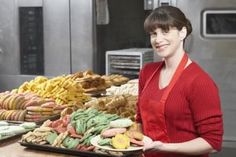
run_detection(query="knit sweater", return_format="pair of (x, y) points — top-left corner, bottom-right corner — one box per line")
(136, 61), (223, 157)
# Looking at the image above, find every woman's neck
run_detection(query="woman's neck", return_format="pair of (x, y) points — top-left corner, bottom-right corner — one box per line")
(159, 48), (186, 89)
(163, 48), (185, 71)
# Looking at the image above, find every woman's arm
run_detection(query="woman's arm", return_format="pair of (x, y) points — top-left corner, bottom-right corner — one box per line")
(144, 137), (216, 155)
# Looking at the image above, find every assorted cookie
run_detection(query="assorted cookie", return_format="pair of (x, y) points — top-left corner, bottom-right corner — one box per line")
(97, 118), (144, 150)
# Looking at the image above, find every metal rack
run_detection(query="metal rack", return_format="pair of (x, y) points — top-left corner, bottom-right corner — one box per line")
(106, 48), (154, 79)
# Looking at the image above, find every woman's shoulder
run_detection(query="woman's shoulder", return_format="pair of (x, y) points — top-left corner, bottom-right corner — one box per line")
(188, 62), (212, 77)
(186, 62), (217, 87)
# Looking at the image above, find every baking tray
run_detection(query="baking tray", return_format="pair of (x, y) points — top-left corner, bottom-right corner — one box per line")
(19, 142), (142, 157)
(0, 121), (36, 143)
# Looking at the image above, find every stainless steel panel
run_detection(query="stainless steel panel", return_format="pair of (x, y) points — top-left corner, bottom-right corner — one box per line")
(43, 0), (71, 76)
(0, 0), (19, 75)
(18, 0), (42, 6)
(70, 0), (96, 73)
(176, 0), (236, 143)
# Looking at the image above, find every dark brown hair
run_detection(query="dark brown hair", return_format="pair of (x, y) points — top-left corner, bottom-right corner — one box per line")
(144, 6), (192, 38)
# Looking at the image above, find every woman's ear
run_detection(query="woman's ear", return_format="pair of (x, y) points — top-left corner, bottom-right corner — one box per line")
(179, 27), (187, 41)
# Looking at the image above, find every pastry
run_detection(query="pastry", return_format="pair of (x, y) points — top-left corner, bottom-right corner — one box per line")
(110, 118), (133, 128)
(101, 128), (127, 138)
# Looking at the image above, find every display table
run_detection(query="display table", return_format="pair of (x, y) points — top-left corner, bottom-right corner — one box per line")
(0, 137), (76, 157)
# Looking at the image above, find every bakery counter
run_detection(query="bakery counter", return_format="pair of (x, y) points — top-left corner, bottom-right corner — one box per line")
(0, 137), (77, 157)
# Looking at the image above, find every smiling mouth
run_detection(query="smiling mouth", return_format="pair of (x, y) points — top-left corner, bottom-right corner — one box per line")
(156, 44), (167, 50)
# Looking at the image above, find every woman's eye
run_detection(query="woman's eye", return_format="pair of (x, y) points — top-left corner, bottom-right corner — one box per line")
(150, 33), (156, 37)
(162, 30), (169, 34)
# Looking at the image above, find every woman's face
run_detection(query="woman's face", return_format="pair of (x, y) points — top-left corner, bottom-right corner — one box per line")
(150, 27), (185, 58)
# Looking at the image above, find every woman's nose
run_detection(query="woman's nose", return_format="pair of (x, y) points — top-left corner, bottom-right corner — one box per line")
(155, 36), (162, 43)
(154, 34), (164, 44)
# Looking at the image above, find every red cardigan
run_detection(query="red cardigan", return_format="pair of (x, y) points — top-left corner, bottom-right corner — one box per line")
(136, 61), (223, 157)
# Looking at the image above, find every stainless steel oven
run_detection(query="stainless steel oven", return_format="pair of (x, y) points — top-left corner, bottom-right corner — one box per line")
(202, 9), (236, 38)
(0, 0), (96, 90)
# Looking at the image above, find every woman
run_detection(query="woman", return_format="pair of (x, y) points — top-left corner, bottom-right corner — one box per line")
(136, 6), (223, 157)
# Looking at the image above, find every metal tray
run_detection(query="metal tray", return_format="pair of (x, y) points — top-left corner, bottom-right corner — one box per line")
(19, 142), (141, 157)
(111, 65), (140, 70)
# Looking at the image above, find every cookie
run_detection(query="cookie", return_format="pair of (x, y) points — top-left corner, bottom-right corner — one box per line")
(101, 128), (127, 138)
(19, 122), (36, 129)
(41, 102), (56, 108)
(125, 130), (144, 141)
(26, 106), (53, 112)
(110, 118), (133, 128)
(27, 111), (53, 116)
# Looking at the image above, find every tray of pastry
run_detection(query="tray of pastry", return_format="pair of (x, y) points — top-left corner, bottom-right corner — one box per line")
(19, 142), (141, 157)
(0, 120), (37, 142)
